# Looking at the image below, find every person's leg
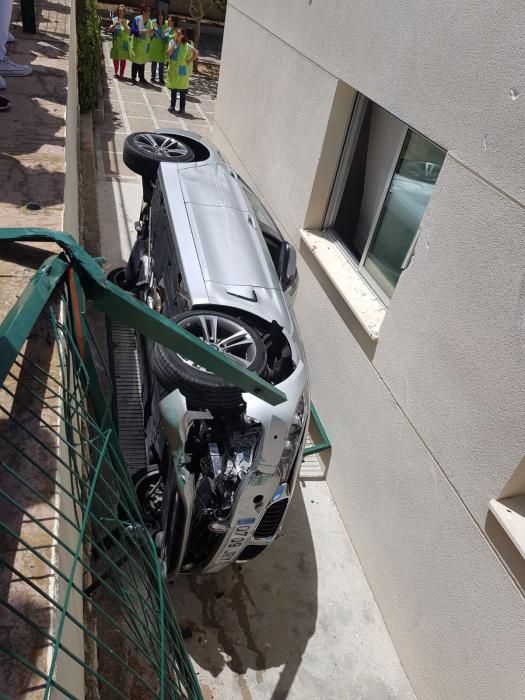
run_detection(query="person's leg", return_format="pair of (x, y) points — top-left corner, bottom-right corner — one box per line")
(139, 63), (146, 82)
(169, 89), (176, 111)
(131, 62), (138, 82)
(0, 0), (13, 61)
(119, 60), (126, 78)
(158, 62), (164, 83)
(151, 61), (157, 81)
(179, 89), (186, 113)
(0, 0), (30, 76)
(113, 59), (119, 76)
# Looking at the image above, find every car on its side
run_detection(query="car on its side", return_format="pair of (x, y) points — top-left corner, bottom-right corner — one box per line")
(111, 129), (310, 575)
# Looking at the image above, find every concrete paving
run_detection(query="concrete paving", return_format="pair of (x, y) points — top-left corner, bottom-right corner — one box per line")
(95, 36), (415, 700)
(0, 2), (76, 695)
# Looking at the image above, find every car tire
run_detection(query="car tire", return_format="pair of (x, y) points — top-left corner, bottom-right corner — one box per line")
(152, 310), (267, 412)
(123, 132), (195, 179)
(160, 478), (184, 576)
(106, 266), (133, 291)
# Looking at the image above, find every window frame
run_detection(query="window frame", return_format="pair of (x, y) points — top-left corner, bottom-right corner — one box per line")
(323, 93), (431, 306)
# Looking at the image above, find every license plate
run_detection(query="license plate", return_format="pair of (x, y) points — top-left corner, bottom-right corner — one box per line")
(218, 520), (254, 562)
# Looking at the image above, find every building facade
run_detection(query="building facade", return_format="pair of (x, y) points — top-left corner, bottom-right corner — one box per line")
(213, 2), (525, 698)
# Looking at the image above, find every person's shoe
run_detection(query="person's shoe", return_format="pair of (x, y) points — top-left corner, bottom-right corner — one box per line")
(0, 95), (11, 111)
(168, 106), (175, 113)
(176, 109), (186, 114)
(7, 32), (15, 44)
(139, 78), (148, 84)
(0, 57), (32, 77)
(0, 76), (6, 90)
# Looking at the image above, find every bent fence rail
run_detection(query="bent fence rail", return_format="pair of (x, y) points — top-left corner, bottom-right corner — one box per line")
(0, 228), (287, 698)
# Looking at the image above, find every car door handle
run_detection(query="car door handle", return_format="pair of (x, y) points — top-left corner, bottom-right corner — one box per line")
(247, 215), (256, 229)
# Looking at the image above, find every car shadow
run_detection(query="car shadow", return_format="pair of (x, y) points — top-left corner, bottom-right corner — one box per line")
(171, 484), (318, 699)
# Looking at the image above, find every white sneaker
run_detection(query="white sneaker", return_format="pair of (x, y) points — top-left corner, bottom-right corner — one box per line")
(7, 32), (15, 43)
(0, 57), (31, 77)
(0, 76), (5, 89)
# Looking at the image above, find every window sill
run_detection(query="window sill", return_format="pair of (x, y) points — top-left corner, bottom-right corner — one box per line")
(300, 228), (386, 341)
(489, 497), (525, 560)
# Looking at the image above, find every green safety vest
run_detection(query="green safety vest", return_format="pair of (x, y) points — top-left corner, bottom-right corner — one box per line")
(110, 18), (130, 60)
(149, 20), (169, 63)
(129, 16), (153, 65)
(166, 41), (193, 90)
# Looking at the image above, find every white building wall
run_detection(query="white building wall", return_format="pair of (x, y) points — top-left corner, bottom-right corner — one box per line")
(215, 2), (525, 698)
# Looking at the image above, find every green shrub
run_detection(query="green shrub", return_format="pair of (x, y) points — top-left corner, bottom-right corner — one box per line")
(77, 0), (101, 113)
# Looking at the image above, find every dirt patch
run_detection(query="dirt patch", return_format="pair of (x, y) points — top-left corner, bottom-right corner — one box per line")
(197, 62), (220, 82)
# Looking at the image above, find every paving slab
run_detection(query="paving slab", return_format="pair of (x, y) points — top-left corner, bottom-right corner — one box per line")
(0, 2), (75, 695)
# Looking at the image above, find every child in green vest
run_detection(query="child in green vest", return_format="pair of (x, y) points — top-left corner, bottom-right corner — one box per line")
(109, 5), (130, 79)
(166, 27), (198, 115)
(149, 10), (168, 83)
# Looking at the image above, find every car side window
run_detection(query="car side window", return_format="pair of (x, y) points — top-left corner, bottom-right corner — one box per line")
(239, 180), (281, 238)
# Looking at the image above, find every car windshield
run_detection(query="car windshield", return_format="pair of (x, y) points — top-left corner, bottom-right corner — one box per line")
(239, 180), (281, 238)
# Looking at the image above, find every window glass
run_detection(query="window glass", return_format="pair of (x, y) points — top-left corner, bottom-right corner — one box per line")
(327, 94), (446, 300)
(239, 180), (281, 237)
(333, 101), (405, 261)
(363, 131), (445, 296)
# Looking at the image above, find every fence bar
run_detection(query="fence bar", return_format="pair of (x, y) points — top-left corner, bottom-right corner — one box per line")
(0, 254), (68, 386)
(303, 402), (331, 456)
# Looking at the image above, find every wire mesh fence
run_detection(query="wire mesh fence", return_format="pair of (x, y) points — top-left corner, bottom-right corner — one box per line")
(0, 284), (202, 698)
(0, 226), (314, 698)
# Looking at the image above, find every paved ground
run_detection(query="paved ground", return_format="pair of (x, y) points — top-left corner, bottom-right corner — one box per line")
(95, 36), (415, 700)
(96, 36), (216, 270)
(0, 2), (75, 695)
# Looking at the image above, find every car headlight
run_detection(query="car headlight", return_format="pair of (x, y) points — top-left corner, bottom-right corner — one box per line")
(278, 393), (308, 481)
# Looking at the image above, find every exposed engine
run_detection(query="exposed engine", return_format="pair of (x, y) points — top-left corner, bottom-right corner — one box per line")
(181, 415), (261, 568)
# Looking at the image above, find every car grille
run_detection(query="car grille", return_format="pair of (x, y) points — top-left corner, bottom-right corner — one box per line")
(254, 499), (288, 539)
(239, 545), (266, 560)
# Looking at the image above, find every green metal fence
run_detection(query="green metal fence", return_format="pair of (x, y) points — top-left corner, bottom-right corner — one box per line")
(0, 228), (287, 698)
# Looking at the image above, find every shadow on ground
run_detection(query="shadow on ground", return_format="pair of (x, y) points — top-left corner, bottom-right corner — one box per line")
(0, 8), (68, 213)
(171, 485), (318, 699)
(0, 313), (58, 696)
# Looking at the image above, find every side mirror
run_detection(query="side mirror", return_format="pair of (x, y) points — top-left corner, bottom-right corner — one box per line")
(278, 242), (298, 293)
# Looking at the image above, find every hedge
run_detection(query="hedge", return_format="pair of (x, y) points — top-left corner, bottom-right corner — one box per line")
(77, 0), (101, 113)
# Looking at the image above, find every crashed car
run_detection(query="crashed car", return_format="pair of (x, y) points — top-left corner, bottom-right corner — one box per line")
(111, 129), (309, 575)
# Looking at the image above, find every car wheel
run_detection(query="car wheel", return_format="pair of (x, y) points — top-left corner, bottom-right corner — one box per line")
(132, 467), (164, 529)
(106, 266), (133, 291)
(123, 132), (195, 179)
(152, 310), (267, 412)
(160, 485), (184, 576)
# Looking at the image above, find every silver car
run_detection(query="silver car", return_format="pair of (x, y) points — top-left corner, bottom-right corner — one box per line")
(111, 129), (310, 575)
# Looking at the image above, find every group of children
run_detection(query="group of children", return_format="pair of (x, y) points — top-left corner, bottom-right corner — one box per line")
(110, 4), (198, 115)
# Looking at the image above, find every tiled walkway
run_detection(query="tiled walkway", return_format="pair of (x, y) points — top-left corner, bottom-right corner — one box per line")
(95, 37), (217, 269)
(0, 1), (74, 695)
